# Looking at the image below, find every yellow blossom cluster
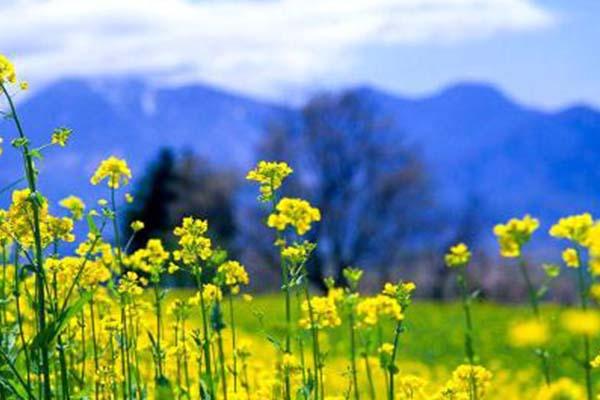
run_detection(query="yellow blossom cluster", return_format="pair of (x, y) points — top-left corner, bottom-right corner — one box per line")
(173, 217), (213, 265)
(299, 296), (341, 329)
(493, 215), (539, 258)
(549, 213), (594, 245)
(267, 197), (321, 235)
(356, 294), (404, 326)
(444, 243), (471, 267)
(217, 260), (249, 294)
(0, 54), (16, 84)
(59, 195), (85, 220)
(508, 319), (549, 348)
(246, 160), (293, 201)
(90, 156), (132, 189)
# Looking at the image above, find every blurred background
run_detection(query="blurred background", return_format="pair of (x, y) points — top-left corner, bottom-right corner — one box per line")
(1, 0), (598, 300)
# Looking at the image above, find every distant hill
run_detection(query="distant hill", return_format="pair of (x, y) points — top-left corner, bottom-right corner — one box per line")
(2, 78), (599, 241)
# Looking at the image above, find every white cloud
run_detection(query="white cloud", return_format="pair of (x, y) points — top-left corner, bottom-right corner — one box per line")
(1, 0), (554, 98)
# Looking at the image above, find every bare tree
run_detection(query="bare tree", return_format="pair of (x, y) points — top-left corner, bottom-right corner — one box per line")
(260, 90), (434, 289)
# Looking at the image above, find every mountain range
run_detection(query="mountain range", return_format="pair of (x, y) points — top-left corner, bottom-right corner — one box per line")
(2, 78), (599, 241)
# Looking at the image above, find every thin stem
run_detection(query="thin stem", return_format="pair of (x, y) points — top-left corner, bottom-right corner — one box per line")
(228, 294), (238, 392)
(154, 282), (164, 379)
(517, 258), (551, 385)
(387, 320), (404, 400)
(348, 310), (359, 400)
(195, 271), (215, 398)
(575, 249), (593, 400)
(457, 268), (478, 400)
(1, 82), (51, 400)
(215, 301), (228, 400)
(90, 297), (100, 400)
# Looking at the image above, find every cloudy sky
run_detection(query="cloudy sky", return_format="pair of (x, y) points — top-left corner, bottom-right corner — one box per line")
(1, 0), (597, 109)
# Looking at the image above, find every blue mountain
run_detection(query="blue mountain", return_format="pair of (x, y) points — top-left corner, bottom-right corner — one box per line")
(2, 78), (599, 238)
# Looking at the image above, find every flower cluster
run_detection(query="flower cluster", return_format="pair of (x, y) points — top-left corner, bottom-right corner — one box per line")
(0, 54), (16, 84)
(246, 160), (293, 201)
(549, 213), (594, 245)
(299, 296), (341, 329)
(444, 243), (471, 267)
(267, 197), (321, 235)
(493, 214), (539, 258)
(216, 260), (249, 294)
(508, 319), (549, 348)
(173, 217), (213, 266)
(90, 156), (132, 189)
(356, 294), (404, 326)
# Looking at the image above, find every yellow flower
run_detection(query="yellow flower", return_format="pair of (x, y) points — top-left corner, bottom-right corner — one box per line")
(562, 248), (580, 268)
(508, 319), (549, 348)
(173, 217), (213, 265)
(246, 160), (293, 202)
(493, 215), (539, 258)
(356, 294), (403, 326)
(377, 342), (394, 356)
(202, 284), (222, 304)
(217, 260), (249, 294)
(90, 156), (132, 189)
(561, 310), (600, 336)
(59, 195), (85, 220)
(299, 296), (341, 329)
(130, 220), (145, 232)
(591, 354), (600, 368)
(445, 243), (471, 267)
(280, 353), (301, 374)
(536, 377), (585, 400)
(242, 294), (253, 302)
(550, 213), (594, 245)
(19, 81), (28, 91)
(125, 193), (134, 203)
(127, 239), (169, 279)
(0, 54), (17, 84)
(51, 127), (73, 147)
(267, 197), (321, 235)
(117, 271), (146, 297)
(450, 365), (493, 399)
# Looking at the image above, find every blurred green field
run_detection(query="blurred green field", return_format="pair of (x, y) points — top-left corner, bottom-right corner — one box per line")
(169, 290), (597, 384)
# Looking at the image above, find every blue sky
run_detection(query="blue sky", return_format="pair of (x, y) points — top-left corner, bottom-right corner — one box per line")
(1, 0), (597, 109)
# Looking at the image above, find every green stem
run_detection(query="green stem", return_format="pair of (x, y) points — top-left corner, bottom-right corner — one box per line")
(457, 268), (477, 400)
(1, 83), (52, 400)
(195, 271), (215, 398)
(349, 311), (359, 400)
(575, 252), (593, 400)
(517, 258), (551, 385)
(363, 350), (376, 400)
(388, 320), (404, 400)
(302, 284), (321, 400)
(154, 282), (164, 379)
(90, 297), (100, 400)
(228, 294), (238, 392)
(215, 303), (228, 400)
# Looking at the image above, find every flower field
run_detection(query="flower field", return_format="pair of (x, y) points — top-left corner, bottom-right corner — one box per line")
(1, 54), (600, 400)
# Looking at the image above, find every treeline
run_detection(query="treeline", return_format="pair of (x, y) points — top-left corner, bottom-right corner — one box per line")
(124, 90), (484, 298)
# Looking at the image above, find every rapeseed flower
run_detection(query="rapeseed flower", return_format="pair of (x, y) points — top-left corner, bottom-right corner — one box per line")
(267, 197), (321, 235)
(445, 243), (471, 267)
(246, 160), (293, 201)
(90, 156), (132, 189)
(494, 215), (539, 258)
(508, 319), (549, 348)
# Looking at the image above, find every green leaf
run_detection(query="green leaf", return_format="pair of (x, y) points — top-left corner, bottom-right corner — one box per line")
(30, 291), (92, 352)
(86, 214), (99, 236)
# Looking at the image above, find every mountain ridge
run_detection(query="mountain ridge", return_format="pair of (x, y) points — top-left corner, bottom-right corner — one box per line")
(2, 77), (599, 239)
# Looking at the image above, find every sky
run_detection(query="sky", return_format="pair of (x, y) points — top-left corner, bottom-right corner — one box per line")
(1, 0), (597, 109)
